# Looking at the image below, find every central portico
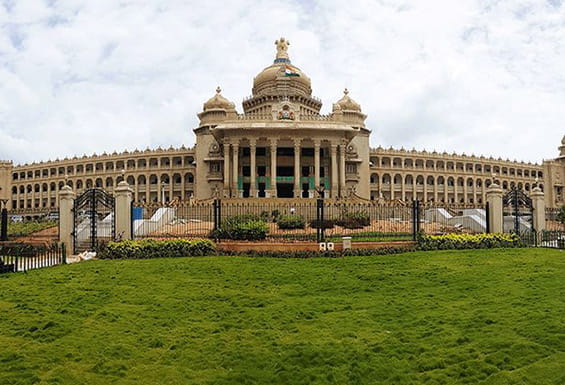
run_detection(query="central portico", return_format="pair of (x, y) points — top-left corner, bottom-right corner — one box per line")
(194, 38), (370, 200)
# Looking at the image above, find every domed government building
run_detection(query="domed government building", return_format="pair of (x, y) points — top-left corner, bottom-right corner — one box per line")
(1, 38), (565, 217)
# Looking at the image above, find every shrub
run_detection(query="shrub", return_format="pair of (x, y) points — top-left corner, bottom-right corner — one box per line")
(271, 210), (281, 222)
(98, 238), (216, 259)
(221, 246), (414, 258)
(277, 215), (306, 230)
(336, 211), (371, 229)
(213, 214), (269, 241)
(417, 233), (521, 251)
(309, 219), (335, 230)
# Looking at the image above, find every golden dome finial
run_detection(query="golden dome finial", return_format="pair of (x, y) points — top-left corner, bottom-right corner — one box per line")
(344, 88), (349, 95)
(216, 86), (222, 94)
(275, 37), (290, 60)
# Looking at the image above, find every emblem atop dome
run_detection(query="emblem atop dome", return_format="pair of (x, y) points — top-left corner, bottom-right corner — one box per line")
(274, 37), (290, 63)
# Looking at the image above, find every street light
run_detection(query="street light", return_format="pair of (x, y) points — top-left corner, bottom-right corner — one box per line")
(0, 198), (9, 242)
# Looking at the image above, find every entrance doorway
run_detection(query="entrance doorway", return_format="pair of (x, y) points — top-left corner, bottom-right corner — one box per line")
(302, 183), (309, 198)
(242, 183), (250, 198)
(277, 183), (293, 198)
(258, 182), (266, 198)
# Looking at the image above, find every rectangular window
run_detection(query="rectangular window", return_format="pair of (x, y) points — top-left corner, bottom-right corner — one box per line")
(302, 166), (310, 177)
(320, 167), (325, 178)
(258, 166), (266, 176)
(277, 147), (294, 156)
(346, 164), (357, 174)
(210, 163), (221, 173)
(256, 147), (266, 156)
(242, 166), (251, 177)
(301, 148), (314, 157)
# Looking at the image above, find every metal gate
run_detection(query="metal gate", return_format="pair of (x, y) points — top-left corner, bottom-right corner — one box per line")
(73, 188), (115, 254)
(503, 187), (533, 234)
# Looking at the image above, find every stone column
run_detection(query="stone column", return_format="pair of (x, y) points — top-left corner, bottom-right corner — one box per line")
(58, 185), (75, 255)
(531, 186), (545, 232)
(250, 141), (257, 198)
(314, 141), (321, 190)
(294, 140), (301, 198)
(330, 144), (338, 199)
(423, 178), (427, 202)
(270, 140), (277, 198)
(232, 143), (239, 198)
(339, 144), (346, 198)
(463, 181), (468, 204)
(115, 181), (133, 240)
(401, 178), (406, 201)
(223, 142), (230, 198)
(486, 183), (504, 233)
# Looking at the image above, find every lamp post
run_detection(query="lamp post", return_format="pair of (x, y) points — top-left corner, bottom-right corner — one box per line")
(0, 198), (8, 242)
(315, 185), (326, 243)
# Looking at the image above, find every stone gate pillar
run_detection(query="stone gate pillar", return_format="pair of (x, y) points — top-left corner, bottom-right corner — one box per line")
(531, 186), (545, 232)
(486, 183), (503, 233)
(58, 185), (75, 254)
(115, 181), (134, 240)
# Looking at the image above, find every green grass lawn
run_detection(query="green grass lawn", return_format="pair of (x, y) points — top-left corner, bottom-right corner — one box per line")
(0, 248), (564, 384)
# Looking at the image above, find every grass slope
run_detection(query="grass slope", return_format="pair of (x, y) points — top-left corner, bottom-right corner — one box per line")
(0, 248), (564, 384)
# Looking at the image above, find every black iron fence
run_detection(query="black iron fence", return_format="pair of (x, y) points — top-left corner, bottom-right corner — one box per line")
(131, 199), (488, 243)
(0, 243), (66, 273)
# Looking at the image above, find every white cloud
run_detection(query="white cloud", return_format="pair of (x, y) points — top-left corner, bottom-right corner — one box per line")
(0, 0), (563, 165)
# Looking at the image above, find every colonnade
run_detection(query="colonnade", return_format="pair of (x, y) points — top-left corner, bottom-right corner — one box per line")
(222, 138), (349, 199)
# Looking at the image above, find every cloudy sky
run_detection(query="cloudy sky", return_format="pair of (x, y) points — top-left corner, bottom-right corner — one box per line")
(0, 0), (564, 165)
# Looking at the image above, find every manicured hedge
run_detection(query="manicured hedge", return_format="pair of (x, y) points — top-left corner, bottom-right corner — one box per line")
(211, 214), (269, 241)
(309, 219), (335, 230)
(336, 211), (371, 229)
(98, 239), (216, 259)
(277, 215), (306, 230)
(222, 246), (414, 258)
(417, 233), (521, 250)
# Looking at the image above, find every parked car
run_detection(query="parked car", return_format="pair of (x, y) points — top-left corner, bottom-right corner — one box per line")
(46, 212), (59, 221)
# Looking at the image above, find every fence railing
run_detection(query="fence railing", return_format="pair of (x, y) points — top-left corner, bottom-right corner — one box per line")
(0, 243), (66, 273)
(131, 199), (488, 242)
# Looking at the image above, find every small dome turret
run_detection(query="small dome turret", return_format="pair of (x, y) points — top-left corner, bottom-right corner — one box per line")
(333, 88), (362, 112)
(203, 87), (235, 111)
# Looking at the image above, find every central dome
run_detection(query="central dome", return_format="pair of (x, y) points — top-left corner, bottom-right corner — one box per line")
(252, 38), (312, 97)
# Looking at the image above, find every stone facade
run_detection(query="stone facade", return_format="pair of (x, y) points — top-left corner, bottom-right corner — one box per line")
(0, 38), (563, 217)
